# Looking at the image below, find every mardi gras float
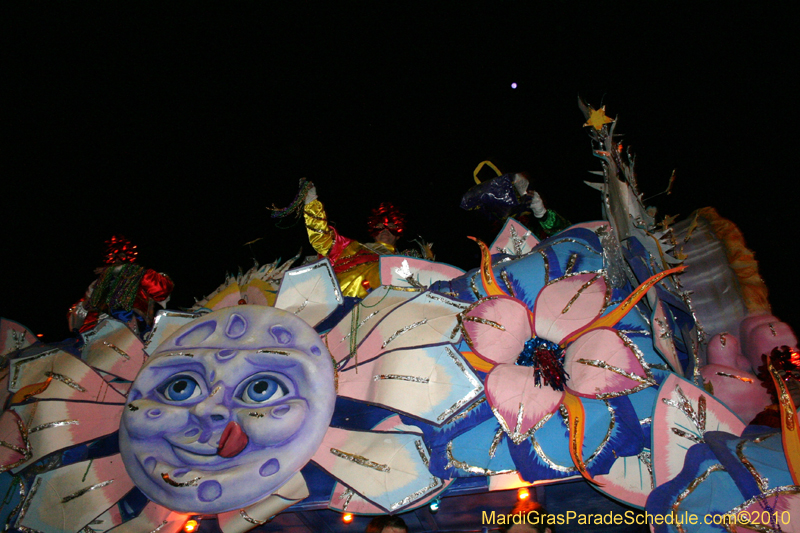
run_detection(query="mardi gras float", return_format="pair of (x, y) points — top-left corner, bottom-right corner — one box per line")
(2, 100), (799, 533)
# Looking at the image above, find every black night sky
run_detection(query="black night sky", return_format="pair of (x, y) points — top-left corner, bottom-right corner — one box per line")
(4, 3), (798, 342)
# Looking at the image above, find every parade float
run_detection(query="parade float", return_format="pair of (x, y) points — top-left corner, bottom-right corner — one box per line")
(2, 101), (798, 533)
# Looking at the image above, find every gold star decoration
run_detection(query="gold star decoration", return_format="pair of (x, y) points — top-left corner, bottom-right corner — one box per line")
(584, 106), (615, 131)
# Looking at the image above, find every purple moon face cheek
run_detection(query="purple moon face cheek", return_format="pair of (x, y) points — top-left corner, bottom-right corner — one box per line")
(119, 306), (337, 514)
(241, 398), (308, 447)
(121, 400), (192, 440)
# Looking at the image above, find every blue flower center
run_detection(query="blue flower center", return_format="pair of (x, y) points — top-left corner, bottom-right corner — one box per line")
(515, 337), (569, 391)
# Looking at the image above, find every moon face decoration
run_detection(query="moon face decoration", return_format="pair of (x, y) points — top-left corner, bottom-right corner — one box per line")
(119, 306), (336, 513)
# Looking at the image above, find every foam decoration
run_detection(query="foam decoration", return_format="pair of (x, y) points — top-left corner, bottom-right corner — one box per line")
(104, 502), (188, 533)
(9, 401), (124, 473)
(379, 256), (465, 289)
(344, 292), (468, 368)
(594, 452), (653, 508)
(80, 318), (147, 382)
(336, 343), (483, 425)
(564, 327), (656, 399)
(489, 218), (539, 256)
(646, 430), (800, 533)
(324, 285), (423, 363)
(143, 310), (203, 354)
(651, 298), (683, 375)
(739, 314), (782, 364)
(461, 295), (532, 366)
(274, 259), (343, 327)
(328, 415), (453, 514)
(706, 332), (750, 371)
(533, 272), (608, 344)
(699, 364), (770, 424)
(15, 455), (135, 533)
(5, 346), (126, 404)
(217, 472), (309, 533)
(484, 364), (565, 442)
(311, 426), (445, 513)
(0, 318), (37, 357)
(0, 410), (30, 473)
(119, 306), (336, 514)
(746, 319), (798, 371)
(651, 374), (746, 487)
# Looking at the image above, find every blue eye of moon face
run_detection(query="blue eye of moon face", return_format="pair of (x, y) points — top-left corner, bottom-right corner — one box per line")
(161, 376), (202, 402)
(241, 376), (288, 404)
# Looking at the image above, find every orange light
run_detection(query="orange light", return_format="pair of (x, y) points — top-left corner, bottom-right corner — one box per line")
(342, 513), (354, 523)
(36, 334), (44, 338)
(517, 487), (530, 500)
(183, 519), (199, 533)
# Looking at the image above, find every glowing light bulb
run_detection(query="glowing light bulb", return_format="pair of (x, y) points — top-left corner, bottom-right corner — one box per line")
(342, 513), (354, 523)
(183, 519), (199, 533)
(517, 487), (530, 500)
(511, 82), (518, 89)
(429, 498), (441, 513)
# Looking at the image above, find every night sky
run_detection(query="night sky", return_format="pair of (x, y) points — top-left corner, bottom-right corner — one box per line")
(4, 3), (798, 342)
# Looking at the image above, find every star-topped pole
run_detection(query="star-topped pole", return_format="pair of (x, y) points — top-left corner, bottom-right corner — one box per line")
(583, 105), (615, 131)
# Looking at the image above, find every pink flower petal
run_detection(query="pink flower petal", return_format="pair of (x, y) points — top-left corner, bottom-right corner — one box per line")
(462, 296), (532, 365)
(563, 328), (652, 398)
(533, 273), (607, 343)
(485, 364), (564, 441)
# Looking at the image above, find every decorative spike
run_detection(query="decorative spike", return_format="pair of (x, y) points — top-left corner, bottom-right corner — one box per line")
(468, 236), (508, 297)
(562, 392), (602, 485)
(562, 265), (687, 346)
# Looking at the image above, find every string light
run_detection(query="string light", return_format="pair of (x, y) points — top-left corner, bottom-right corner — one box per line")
(183, 519), (199, 533)
(342, 513), (354, 524)
(517, 487), (531, 501)
(429, 498), (441, 513)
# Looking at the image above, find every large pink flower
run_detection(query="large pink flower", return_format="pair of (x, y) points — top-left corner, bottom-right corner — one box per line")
(460, 272), (655, 444)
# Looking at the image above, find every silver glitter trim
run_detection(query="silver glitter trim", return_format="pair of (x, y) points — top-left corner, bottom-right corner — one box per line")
(715, 371), (754, 383)
(338, 488), (355, 511)
(381, 319), (429, 349)
(239, 510), (266, 526)
(44, 371), (87, 392)
(127, 403), (139, 411)
(61, 480), (114, 503)
(447, 397), (485, 424)
(102, 341), (130, 360)
(425, 293), (470, 309)
(671, 464), (726, 533)
(488, 427), (505, 458)
(436, 346), (484, 422)
(249, 412), (265, 418)
(445, 441), (515, 476)
(737, 438), (769, 493)
(561, 274), (603, 314)
(539, 250), (550, 286)
(415, 440), (430, 468)
(160, 351), (195, 358)
(15, 477), (41, 528)
(662, 385), (707, 442)
(29, 419), (79, 433)
(373, 374), (430, 384)
(469, 272), (482, 299)
(576, 358), (656, 397)
(638, 450), (654, 489)
(565, 253), (578, 275)
(330, 448), (390, 472)
(293, 299), (309, 315)
(256, 349), (290, 356)
(11, 348), (60, 388)
(285, 261), (344, 303)
(389, 476), (442, 511)
(499, 269), (516, 297)
(147, 520), (168, 533)
(161, 473), (201, 487)
(670, 428), (702, 443)
(209, 385), (222, 397)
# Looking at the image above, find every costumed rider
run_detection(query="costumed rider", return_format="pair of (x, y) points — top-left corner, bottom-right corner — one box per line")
(461, 161), (570, 240)
(302, 181), (421, 299)
(68, 235), (174, 337)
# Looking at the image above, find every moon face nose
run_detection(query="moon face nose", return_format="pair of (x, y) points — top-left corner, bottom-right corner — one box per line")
(217, 421), (249, 458)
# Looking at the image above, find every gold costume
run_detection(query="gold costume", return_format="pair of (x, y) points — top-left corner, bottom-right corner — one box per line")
(304, 199), (395, 299)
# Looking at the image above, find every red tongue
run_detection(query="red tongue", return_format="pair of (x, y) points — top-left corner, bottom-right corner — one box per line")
(217, 421), (248, 458)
